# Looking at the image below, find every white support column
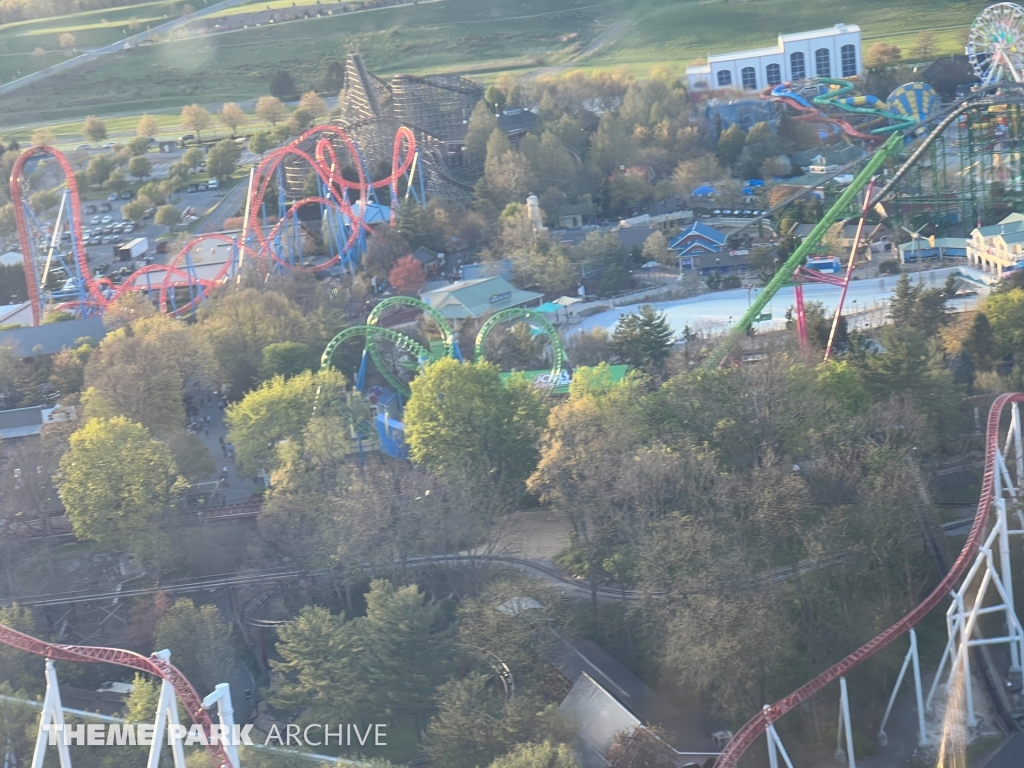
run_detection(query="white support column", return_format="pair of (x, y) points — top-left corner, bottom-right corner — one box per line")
(910, 629), (927, 746)
(877, 629), (926, 747)
(837, 677), (856, 768)
(202, 683), (239, 768)
(31, 660), (71, 768)
(147, 651), (187, 768)
(1012, 403), (1023, 483)
(764, 707), (779, 768)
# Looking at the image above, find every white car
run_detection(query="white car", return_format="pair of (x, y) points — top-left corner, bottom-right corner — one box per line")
(101, 215), (113, 224)
(207, 178), (219, 190)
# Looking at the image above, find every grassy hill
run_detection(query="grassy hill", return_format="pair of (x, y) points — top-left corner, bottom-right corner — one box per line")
(0, 0), (985, 128)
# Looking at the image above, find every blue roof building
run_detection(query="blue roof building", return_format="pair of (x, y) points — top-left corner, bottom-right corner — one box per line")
(668, 222), (728, 268)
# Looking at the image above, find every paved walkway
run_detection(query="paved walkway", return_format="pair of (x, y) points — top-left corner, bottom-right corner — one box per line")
(190, 394), (256, 499)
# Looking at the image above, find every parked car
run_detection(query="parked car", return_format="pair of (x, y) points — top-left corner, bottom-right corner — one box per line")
(187, 184), (198, 193)
(119, 190), (133, 200)
(107, 193), (118, 202)
(101, 215), (113, 224)
(197, 182), (208, 192)
(77, 144), (91, 151)
(123, 224), (135, 234)
(90, 215), (101, 225)
(99, 203), (112, 212)
(143, 208), (156, 219)
(207, 178), (219, 190)
(84, 204), (97, 214)
(101, 235), (113, 244)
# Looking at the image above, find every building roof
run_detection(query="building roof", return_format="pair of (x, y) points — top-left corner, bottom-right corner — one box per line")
(694, 250), (750, 269)
(497, 108), (538, 136)
(617, 227), (656, 251)
(411, 246), (440, 266)
(0, 251), (22, 266)
(978, 219), (1024, 238)
(560, 673), (640, 764)
(0, 302), (33, 327)
(0, 317), (106, 358)
(420, 276), (543, 319)
(997, 231), (1024, 245)
(0, 405), (44, 439)
(669, 222), (727, 251)
(548, 630), (720, 754)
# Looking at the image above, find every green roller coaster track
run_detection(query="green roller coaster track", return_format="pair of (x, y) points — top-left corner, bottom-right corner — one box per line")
(321, 324), (431, 396)
(366, 295), (460, 359)
(475, 308), (567, 383)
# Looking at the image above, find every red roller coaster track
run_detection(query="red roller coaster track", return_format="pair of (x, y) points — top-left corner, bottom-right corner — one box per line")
(12, 125), (418, 321)
(713, 392), (1024, 768)
(0, 624), (231, 767)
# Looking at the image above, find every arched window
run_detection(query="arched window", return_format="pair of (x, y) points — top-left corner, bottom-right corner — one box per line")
(790, 51), (806, 80)
(717, 70), (732, 87)
(741, 67), (757, 89)
(841, 44), (857, 77)
(815, 47), (831, 77)
(766, 63), (782, 86)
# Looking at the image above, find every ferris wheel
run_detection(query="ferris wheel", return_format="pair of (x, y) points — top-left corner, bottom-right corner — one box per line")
(968, 3), (1024, 85)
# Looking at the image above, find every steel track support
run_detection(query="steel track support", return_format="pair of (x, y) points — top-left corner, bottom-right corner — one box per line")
(764, 708), (795, 768)
(202, 683), (239, 768)
(147, 651), (187, 768)
(834, 677), (856, 768)
(31, 660), (71, 768)
(877, 628), (926, 747)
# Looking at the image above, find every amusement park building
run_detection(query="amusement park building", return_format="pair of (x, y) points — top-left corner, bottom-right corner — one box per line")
(967, 213), (1024, 276)
(420, 276), (543, 321)
(686, 24), (862, 93)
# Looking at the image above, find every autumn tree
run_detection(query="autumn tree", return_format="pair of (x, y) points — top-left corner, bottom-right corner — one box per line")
(363, 227), (411, 278)
(58, 32), (76, 49)
(913, 30), (938, 61)
(475, 129), (536, 211)
(30, 127), (54, 147)
(180, 103), (213, 143)
(297, 90), (328, 120)
(248, 131), (275, 156)
(137, 113), (161, 138)
(464, 100), (498, 166)
(404, 359), (547, 507)
(225, 368), (346, 473)
(58, 417), (184, 563)
(218, 102), (248, 137)
(715, 123), (746, 168)
(206, 138), (241, 181)
(82, 115), (107, 143)
(155, 204), (181, 228)
(864, 42), (902, 68)
(255, 95), (288, 127)
(389, 254), (426, 294)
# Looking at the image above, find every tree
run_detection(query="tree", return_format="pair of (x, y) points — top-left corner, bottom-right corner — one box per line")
(363, 227), (411, 278)
(180, 103), (213, 143)
(121, 198), (149, 224)
(218, 102), (248, 136)
(475, 129), (535, 210)
(255, 95), (288, 127)
(290, 107), (314, 132)
(485, 84), (507, 113)
(104, 167), (130, 195)
(0, 604), (42, 693)
(611, 305), (673, 375)
(29, 190), (60, 214)
(890, 273), (951, 335)
(127, 135), (151, 156)
(259, 341), (317, 381)
(248, 131), (275, 156)
(715, 124), (746, 168)
(672, 155), (725, 196)
(641, 230), (671, 266)
(58, 417), (183, 557)
(488, 742), (578, 768)
(864, 42), (903, 68)
(86, 153), (116, 186)
(155, 204), (181, 228)
(323, 60), (346, 93)
(58, 32), (76, 49)
(182, 146), (205, 173)
(297, 90), (328, 120)
(389, 254), (426, 294)
(270, 70), (298, 101)
(225, 368), (346, 473)
(82, 115), (107, 143)
(270, 606), (368, 725)
(464, 100), (498, 166)
(153, 599), (233, 697)
(30, 127), (55, 147)
(963, 311), (996, 370)
(137, 113), (161, 139)
(985, 288), (1024, 360)
(913, 30), (938, 61)
(128, 155), (151, 181)
(206, 138), (241, 182)
(198, 287), (311, 394)
(404, 359), (547, 505)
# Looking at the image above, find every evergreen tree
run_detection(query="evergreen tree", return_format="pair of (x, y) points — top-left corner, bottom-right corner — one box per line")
(715, 124), (746, 168)
(270, 70), (298, 101)
(964, 312), (995, 370)
(611, 305), (674, 374)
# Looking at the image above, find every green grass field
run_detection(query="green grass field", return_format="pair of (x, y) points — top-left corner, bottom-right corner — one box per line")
(0, 0), (988, 130)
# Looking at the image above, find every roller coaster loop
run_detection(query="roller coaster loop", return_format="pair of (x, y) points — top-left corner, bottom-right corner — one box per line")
(321, 324), (432, 396)
(366, 295), (463, 361)
(474, 307), (567, 383)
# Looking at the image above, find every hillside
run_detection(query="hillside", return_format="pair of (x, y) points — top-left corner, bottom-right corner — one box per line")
(0, 0), (984, 127)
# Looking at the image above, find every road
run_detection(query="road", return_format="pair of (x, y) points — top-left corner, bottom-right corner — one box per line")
(195, 177), (248, 235)
(0, 0), (249, 96)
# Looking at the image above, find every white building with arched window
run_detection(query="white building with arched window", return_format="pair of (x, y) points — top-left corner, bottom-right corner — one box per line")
(686, 24), (861, 93)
